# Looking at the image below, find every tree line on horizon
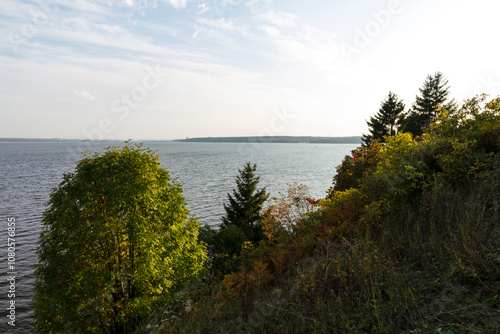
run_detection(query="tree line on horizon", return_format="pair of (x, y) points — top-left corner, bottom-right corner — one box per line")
(176, 136), (362, 144)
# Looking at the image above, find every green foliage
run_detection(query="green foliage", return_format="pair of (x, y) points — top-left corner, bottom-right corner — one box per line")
(420, 94), (500, 186)
(197, 224), (246, 280)
(429, 94), (500, 151)
(199, 224), (246, 257)
(222, 162), (269, 244)
(34, 143), (206, 333)
(329, 143), (383, 194)
(401, 72), (457, 137)
(320, 188), (362, 232)
(362, 91), (405, 145)
(362, 133), (428, 202)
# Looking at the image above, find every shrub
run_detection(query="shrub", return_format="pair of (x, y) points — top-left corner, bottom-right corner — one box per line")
(329, 143), (383, 194)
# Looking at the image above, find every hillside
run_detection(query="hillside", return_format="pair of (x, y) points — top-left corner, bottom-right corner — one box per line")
(164, 95), (500, 333)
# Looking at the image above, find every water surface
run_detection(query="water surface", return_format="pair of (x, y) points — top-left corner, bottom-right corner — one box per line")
(0, 140), (357, 333)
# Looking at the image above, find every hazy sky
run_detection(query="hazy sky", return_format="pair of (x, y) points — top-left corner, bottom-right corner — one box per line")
(1, 0), (499, 140)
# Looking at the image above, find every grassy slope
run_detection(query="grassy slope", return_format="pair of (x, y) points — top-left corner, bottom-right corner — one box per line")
(163, 96), (500, 334)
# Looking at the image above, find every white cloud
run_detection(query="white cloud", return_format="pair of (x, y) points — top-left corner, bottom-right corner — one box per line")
(57, 0), (110, 15)
(165, 0), (188, 9)
(38, 16), (171, 56)
(260, 9), (297, 27)
(72, 90), (96, 100)
(258, 22), (342, 75)
(192, 25), (205, 38)
(197, 3), (210, 14)
(197, 17), (234, 30)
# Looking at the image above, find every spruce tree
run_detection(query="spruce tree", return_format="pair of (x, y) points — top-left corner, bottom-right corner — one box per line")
(362, 91), (405, 145)
(222, 162), (269, 243)
(401, 72), (456, 137)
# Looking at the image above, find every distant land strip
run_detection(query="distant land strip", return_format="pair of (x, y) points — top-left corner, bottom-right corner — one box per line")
(174, 136), (362, 144)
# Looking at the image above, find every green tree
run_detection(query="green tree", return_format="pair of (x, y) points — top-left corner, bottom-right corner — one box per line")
(34, 143), (206, 334)
(400, 72), (457, 136)
(197, 224), (246, 279)
(222, 162), (269, 244)
(362, 91), (405, 145)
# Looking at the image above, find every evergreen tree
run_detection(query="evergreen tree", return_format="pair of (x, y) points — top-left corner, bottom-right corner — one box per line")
(362, 91), (405, 145)
(400, 72), (456, 137)
(222, 162), (269, 243)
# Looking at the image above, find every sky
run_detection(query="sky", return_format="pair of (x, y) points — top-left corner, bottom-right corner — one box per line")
(1, 0), (500, 140)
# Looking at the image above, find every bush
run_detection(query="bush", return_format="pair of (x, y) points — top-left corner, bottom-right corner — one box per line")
(329, 143), (383, 194)
(198, 224), (246, 280)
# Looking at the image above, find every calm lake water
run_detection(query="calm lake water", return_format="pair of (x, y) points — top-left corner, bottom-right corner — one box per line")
(0, 140), (358, 333)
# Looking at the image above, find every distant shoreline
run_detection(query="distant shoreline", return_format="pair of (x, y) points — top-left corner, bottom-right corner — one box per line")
(174, 136), (362, 144)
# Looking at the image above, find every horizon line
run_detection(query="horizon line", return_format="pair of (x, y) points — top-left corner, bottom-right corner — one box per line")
(0, 135), (362, 142)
